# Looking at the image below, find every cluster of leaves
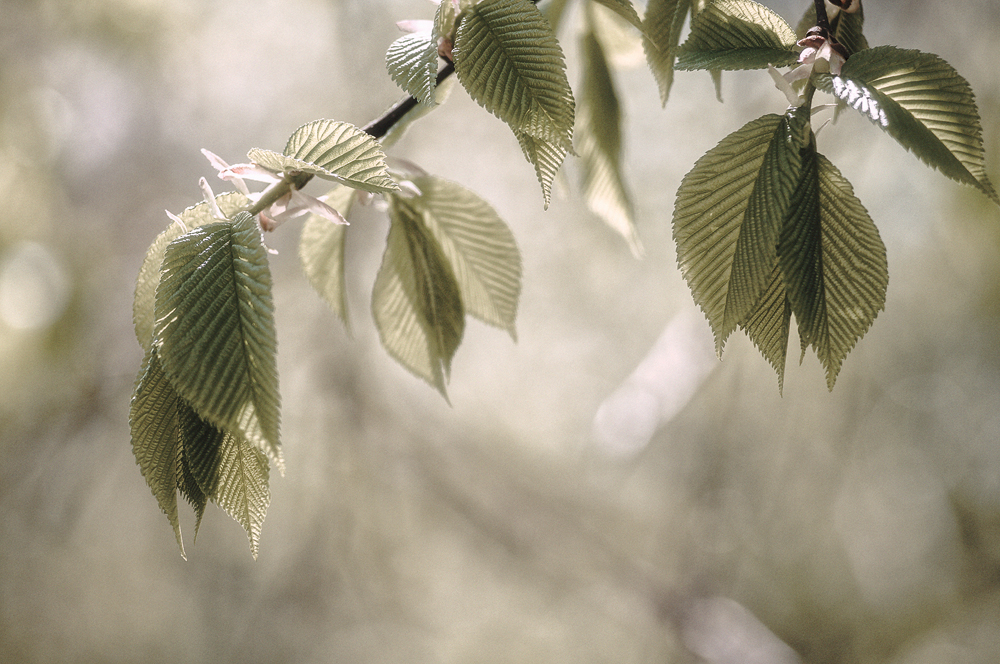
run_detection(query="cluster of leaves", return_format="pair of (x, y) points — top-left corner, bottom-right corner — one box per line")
(131, 0), (998, 557)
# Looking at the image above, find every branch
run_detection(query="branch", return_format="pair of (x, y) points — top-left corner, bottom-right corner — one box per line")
(813, 0), (830, 32)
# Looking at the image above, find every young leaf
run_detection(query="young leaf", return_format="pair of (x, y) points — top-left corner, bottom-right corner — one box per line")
(372, 194), (466, 400)
(590, 0), (645, 34)
(673, 112), (806, 351)
(130, 348), (187, 559)
(819, 46), (999, 204)
(738, 263), (791, 391)
(453, 0), (575, 151)
(516, 131), (568, 208)
(299, 185), (357, 327)
(247, 120), (399, 194)
(778, 150), (888, 389)
(676, 0), (798, 71)
(409, 175), (521, 338)
(211, 429), (270, 560)
(134, 193), (250, 351)
(578, 26), (642, 256)
(642, 0), (691, 105)
(154, 212), (283, 471)
(386, 28), (439, 105)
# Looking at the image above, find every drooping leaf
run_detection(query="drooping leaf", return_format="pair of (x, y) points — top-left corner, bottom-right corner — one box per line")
(134, 192), (250, 351)
(542, 0), (571, 33)
(675, 109), (886, 388)
(373, 194), (465, 400)
(409, 175), (521, 338)
(676, 0), (798, 71)
(590, 0), (645, 34)
(578, 26), (642, 256)
(453, 0), (575, 151)
(154, 212), (283, 471)
(515, 130), (568, 208)
(299, 185), (357, 327)
(248, 120), (399, 194)
(130, 347), (186, 559)
(642, 0), (691, 105)
(818, 46), (998, 204)
(778, 150), (888, 389)
(673, 113), (805, 351)
(386, 28), (439, 105)
(738, 263), (791, 391)
(211, 430), (270, 560)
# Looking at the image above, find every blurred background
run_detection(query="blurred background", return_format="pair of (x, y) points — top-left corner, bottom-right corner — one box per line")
(2, 0), (999, 662)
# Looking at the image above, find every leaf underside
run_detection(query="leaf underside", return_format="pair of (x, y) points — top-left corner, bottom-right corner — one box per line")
(819, 46), (999, 204)
(643, 0), (692, 105)
(674, 110), (887, 389)
(578, 26), (642, 256)
(299, 185), (357, 327)
(373, 194), (466, 400)
(410, 174), (522, 338)
(386, 30), (439, 105)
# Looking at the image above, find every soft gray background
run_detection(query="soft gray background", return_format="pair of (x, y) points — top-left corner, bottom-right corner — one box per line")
(2, 1), (999, 662)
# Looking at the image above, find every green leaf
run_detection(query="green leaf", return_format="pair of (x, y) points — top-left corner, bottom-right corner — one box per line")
(675, 111), (887, 389)
(778, 150), (888, 389)
(818, 46), (998, 204)
(373, 194), (466, 400)
(673, 113), (804, 351)
(642, 0), (691, 105)
(590, 0), (644, 34)
(248, 120), (399, 194)
(212, 430), (270, 560)
(515, 130), (568, 208)
(738, 263), (791, 391)
(130, 347), (187, 559)
(409, 175), (522, 338)
(676, 0), (798, 71)
(299, 185), (357, 327)
(134, 193), (250, 351)
(154, 212), (283, 471)
(453, 0), (575, 151)
(386, 29), (439, 105)
(578, 26), (642, 256)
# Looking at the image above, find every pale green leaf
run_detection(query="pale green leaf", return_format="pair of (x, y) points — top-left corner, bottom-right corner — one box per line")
(373, 194), (466, 400)
(410, 175), (521, 338)
(212, 431), (270, 560)
(778, 151), (888, 389)
(453, 0), (575, 151)
(386, 29), (439, 105)
(134, 193), (250, 351)
(590, 0), (644, 34)
(248, 120), (399, 193)
(819, 46), (998, 204)
(578, 27), (642, 256)
(673, 113), (803, 351)
(516, 131), (568, 208)
(676, 0), (798, 71)
(299, 185), (357, 327)
(130, 347), (186, 559)
(154, 212), (283, 471)
(642, 0), (691, 105)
